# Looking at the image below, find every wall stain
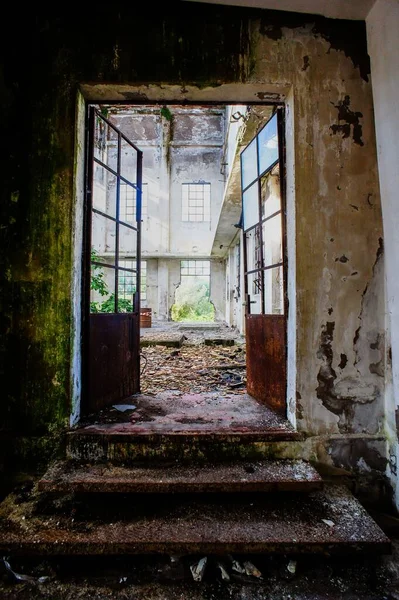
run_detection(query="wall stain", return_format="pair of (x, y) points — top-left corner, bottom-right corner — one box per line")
(369, 333), (384, 377)
(330, 95), (364, 146)
(302, 55), (310, 71)
(296, 391), (304, 420)
(258, 11), (370, 81)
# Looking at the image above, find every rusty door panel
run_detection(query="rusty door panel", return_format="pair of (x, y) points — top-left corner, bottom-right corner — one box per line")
(89, 313), (139, 412)
(246, 314), (286, 415)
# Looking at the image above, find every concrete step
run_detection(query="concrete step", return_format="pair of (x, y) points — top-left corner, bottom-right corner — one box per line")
(0, 485), (390, 556)
(67, 427), (301, 464)
(38, 459), (323, 494)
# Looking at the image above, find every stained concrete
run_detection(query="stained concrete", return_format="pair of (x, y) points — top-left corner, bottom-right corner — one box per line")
(38, 459), (323, 493)
(75, 392), (295, 436)
(0, 485), (390, 556)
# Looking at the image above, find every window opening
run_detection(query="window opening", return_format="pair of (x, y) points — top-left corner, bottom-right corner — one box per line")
(182, 183), (211, 222)
(171, 260), (214, 322)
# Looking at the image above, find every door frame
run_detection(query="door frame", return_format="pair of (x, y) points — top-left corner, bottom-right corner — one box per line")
(70, 84), (296, 427)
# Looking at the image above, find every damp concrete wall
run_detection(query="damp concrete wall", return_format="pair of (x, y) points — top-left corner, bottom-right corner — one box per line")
(0, 5), (392, 502)
(366, 0), (399, 507)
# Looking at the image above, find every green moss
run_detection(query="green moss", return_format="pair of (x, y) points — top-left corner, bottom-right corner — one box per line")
(160, 106), (172, 121)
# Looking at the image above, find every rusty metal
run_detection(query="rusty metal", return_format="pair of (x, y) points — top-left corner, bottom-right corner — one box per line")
(88, 313), (139, 412)
(246, 314), (286, 415)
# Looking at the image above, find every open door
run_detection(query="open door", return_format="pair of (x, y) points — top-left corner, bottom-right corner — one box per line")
(83, 106), (143, 413)
(241, 108), (287, 415)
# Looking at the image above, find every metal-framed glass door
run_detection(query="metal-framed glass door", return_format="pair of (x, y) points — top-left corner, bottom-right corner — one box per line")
(241, 107), (287, 415)
(83, 106), (143, 413)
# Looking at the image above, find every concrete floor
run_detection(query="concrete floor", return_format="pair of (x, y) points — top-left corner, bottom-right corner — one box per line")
(79, 391), (295, 436)
(80, 322), (293, 436)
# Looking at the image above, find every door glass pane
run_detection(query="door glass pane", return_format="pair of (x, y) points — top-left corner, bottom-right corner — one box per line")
(264, 266), (284, 315)
(93, 116), (118, 172)
(258, 114), (279, 176)
(119, 222), (138, 257)
(241, 138), (257, 190)
(118, 260), (136, 313)
(91, 212), (116, 266)
(245, 226), (262, 273)
(92, 166), (116, 218)
(247, 272), (262, 314)
(262, 215), (282, 267)
(243, 182), (259, 232)
(120, 137), (138, 184)
(90, 264), (116, 313)
(261, 167), (280, 220)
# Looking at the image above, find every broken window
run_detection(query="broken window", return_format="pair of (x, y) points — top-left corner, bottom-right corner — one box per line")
(182, 183), (211, 222)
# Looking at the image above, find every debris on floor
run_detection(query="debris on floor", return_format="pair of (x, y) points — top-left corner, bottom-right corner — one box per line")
(112, 404), (136, 413)
(0, 558), (50, 584)
(140, 342), (246, 396)
(190, 557), (207, 582)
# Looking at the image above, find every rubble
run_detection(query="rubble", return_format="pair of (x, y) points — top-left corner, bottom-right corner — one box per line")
(140, 339), (246, 396)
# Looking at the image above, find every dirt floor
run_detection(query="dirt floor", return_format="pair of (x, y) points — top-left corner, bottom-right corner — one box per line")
(1, 547), (399, 599)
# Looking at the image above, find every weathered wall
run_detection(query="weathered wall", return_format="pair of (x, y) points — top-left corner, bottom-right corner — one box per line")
(366, 0), (399, 506)
(210, 259), (226, 321)
(0, 5), (387, 495)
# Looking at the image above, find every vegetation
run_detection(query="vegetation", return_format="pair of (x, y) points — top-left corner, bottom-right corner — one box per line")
(171, 278), (215, 322)
(90, 249), (133, 313)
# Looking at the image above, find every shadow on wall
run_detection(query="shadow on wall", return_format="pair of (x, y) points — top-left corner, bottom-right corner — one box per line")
(171, 277), (215, 322)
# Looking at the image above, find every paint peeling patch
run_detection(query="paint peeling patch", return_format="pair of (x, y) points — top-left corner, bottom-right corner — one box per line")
(316, 322), (377, 433)
(339, 354), (347, 370)
(255, 92), (282, 101)
(335, 255), (349, 263)
(257, 12), (370, 81)
(329, 439), (388, 474)
(296, 391), (304, 420)
(330, 95), (364, 147)
(369, 333), (384, 377)
(122, 92), (149, 101)
(349, 204), (359, 211)
(302, 56), (310, 71)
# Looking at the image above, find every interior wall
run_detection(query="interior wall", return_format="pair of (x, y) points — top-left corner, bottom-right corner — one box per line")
(366, 0), (399, 505)
(0, 5), (389, 497)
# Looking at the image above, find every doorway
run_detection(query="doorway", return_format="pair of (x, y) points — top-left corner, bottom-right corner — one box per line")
(79, 99), (289, 428)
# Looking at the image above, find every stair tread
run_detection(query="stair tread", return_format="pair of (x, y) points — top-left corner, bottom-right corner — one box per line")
(38, 459), (323, 493)
(0, 485), (390, 555)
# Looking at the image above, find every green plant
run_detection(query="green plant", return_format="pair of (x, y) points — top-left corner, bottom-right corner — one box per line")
(171, 279), (215, 322)
(91, 248), (108, 297)
(90, 248), (133, 313)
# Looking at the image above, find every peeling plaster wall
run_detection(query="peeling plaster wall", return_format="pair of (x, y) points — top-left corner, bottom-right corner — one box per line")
(0, 5), (388, 495)
(366, 0), (399, 506)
